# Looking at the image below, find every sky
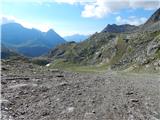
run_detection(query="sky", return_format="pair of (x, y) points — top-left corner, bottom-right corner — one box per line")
(1, 0), (160, 36)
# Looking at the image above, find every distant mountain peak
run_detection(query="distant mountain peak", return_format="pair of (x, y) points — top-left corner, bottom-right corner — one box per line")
(45, 29), (62, 38)
(145, 8), (160, 25)
(1, 22), (66, 57)
(46, 29), (59, 37)
(48, 8), (160, 72)
(141, 8), (160, 31)
(47, 29), (55, 33)
(102, 24), (137, 33)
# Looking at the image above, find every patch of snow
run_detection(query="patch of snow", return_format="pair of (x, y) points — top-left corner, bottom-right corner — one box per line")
(46, 63), (50, 67)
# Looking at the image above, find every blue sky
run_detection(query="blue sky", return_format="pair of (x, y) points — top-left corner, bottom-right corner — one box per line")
(1, 0), (160, 36)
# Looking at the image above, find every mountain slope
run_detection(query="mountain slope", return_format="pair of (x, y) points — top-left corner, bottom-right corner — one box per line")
(140, 8), (160, 32)
(48, 8), (160, 72)
(1, 23), (66, 57)
(145, 8), (160, 25)
(102, 24), (138, 33)
(44, 29), (65, 48)
(1, 44), (25, 59)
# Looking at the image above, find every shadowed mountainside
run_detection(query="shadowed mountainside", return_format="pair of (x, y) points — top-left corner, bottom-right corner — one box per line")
(1, 23), (66, 57)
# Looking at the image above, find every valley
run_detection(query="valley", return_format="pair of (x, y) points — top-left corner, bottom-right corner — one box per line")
(1, 5), (160, 120)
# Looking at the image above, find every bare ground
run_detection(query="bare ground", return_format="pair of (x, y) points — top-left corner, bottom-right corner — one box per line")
(1, 61), (160, 120)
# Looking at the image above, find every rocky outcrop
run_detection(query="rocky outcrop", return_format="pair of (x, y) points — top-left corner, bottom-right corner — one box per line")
(144, 8), (160, 25)
(48, 8), (160, 72)
(147, 38), (160, 56)
(102, 24), (138, 33)
(140, 8), (160, 32)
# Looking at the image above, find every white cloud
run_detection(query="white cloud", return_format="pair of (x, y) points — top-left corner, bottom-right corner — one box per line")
(2, 0), (160, 18)
(51, 0), (160, 18)
(81, 0), (160, 18)
(81, 1), (111, 18)
(1, 15), (53, 32)
(38, 0), (159, 18)
(54, 0), (80, 4)
(129, 0), (160, 10)
(116, 16), (147, 26)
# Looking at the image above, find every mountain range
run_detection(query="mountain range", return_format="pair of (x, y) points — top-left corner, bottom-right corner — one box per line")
(48, 8), (160, 72)
(1, 8), (160, 72)
(64, 34), (90, 43)
(102, 24), (138, 33)
(1, 23), (66, 57)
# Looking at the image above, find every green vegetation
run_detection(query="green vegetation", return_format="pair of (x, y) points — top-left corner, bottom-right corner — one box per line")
(49, 59), (109, 73)
(32, 59), (49, 66)
(127, 46), (133, 53)
(110, 36), (127, 65)
(150, 30), (160, 37)
(155, 49), (160, 58)
(48, 29), (160, 73)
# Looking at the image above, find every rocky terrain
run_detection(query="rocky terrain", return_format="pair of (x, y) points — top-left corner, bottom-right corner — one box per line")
(48, 8), (160, 72)
(1, 59), (160, 120)
(1, 7), (160, 120)
(102, 24), (138, 33)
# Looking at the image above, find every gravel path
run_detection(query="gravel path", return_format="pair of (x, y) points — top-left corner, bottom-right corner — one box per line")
(1, 62), (160, 120)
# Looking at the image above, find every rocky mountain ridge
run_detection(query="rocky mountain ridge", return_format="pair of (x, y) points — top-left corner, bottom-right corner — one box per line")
(1, 23), (66, 57)
(48, 8), (160, 72)
(102, 24), (138, 33)
(145, 8), (160, 25)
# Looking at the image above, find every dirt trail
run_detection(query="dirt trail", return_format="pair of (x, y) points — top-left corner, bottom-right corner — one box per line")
(1, 62), (160, 120)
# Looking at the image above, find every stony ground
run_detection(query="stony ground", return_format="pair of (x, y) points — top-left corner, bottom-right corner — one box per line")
(1, 60), (160, 120)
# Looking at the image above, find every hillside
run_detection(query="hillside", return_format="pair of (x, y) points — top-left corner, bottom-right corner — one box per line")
(48, 8), (160, 72)
(1, 44), (23, 59)
(102, 24), (138, 33)
(1, 23), (66, 57)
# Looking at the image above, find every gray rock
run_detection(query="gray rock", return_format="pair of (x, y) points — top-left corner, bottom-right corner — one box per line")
(147, 40), (160, 56)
